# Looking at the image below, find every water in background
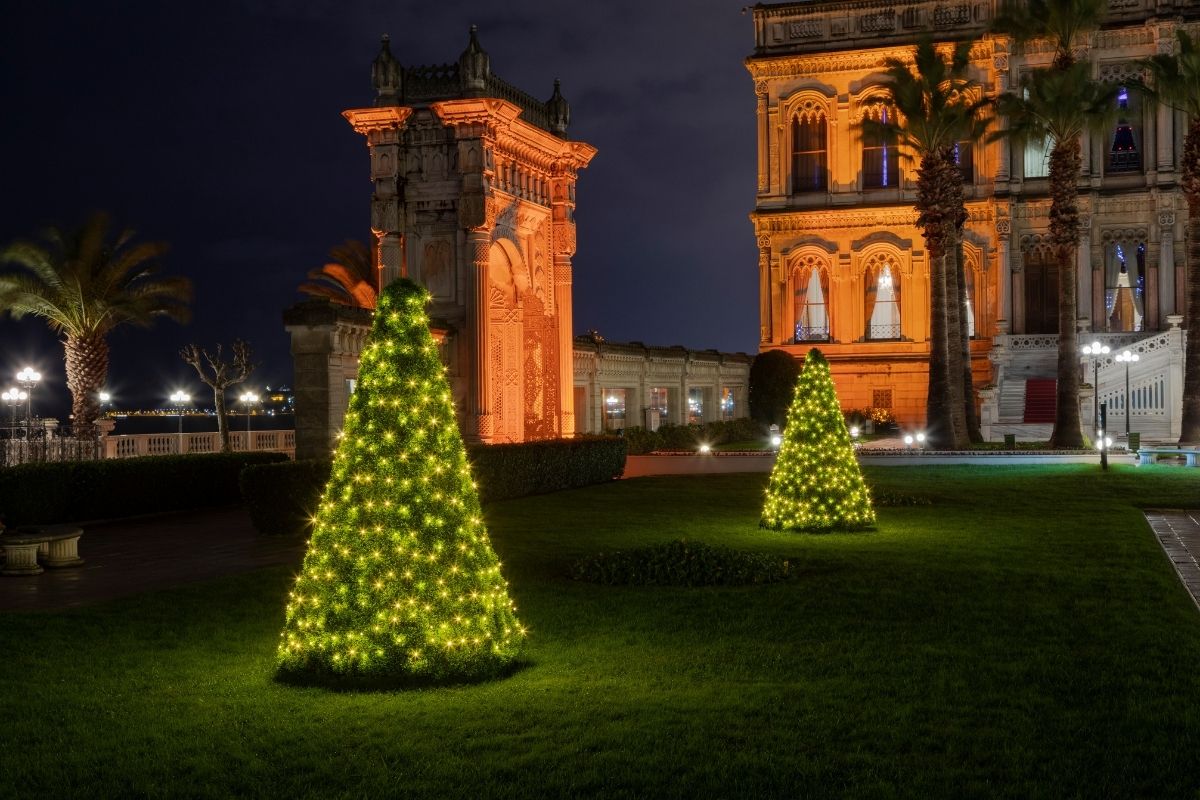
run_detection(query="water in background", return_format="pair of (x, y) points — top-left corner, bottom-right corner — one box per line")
(108, 414), (294, 436)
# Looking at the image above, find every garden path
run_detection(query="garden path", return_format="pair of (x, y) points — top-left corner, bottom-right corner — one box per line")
(1145, 509), (1200, 613)
(0, 508), (305, 612)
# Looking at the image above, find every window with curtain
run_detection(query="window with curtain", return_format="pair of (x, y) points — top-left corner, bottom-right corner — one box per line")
(791, 112), (828, 193)
(793, 264), (830, 342)
(954, 141), (974, 183)
(963, 266), (977, 338)
(1023, 136), (1051, 178)
(865, 261), (901, 339)
(862, 105), (899, 189)
(1104, 241), (1145, 331)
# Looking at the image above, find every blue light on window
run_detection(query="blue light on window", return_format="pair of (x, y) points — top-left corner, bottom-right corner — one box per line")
(1118, 86), (1129, 110)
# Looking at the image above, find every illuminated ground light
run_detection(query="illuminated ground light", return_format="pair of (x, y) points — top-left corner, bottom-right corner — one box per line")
(760, 349), (875, 532)
(277, 278), (525, 687)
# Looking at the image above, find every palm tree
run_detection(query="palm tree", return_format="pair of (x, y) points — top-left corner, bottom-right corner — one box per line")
(1138, 31), (1200, 444)
(0, 212), (192, 435)
(862, 38), (990, 449)
(992, 0), (1107, 70)
(994, 63), (1119, 447)
(298, 239), (378, 309)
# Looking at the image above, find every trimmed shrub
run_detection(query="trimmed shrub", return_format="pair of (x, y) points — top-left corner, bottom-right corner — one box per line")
(469, 436), (626, 503)
(240, 458), (332, 536)
(0, 452), (286, 527)
(240, 437), (627, 535)
(571, 539), (791, 586)
(749, 349), (801, 427)
(623, 418), (767, 454)
(622, 426), (663, 456)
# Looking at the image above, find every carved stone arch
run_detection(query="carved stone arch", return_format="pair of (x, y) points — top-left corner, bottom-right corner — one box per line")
(851, 230), (912, 253)
(858, 245), (908, 278)
(1100, 227), (1148, 247)
(849, 74), (895, 104)
(1097, 61), (1148, 85)
(1018, 232), (1052, 255)
(780, 236), (838, 257)
(780, 88), (835, 124)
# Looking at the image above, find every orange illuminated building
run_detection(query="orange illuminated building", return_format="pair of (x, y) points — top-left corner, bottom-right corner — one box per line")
(747, 1), (1194, 429)
(343, 28), (595, 444)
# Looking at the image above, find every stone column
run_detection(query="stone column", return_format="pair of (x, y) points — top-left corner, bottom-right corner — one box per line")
(1077, 216), (1093, 332)
(992, 45), (1011, 184)
(554, 253), (575, 437)
(756, 81), (769, 194)
(995, 218), (1012, 328)
(466, 229), (494, 443)
(1160, 212), (1176, 319)
(758, 236), (772, 344)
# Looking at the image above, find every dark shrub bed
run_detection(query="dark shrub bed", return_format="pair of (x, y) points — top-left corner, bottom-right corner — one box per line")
(873, 490), (934, 507)
(571, 539), (791, 586)
(0, 452), (287, 527)
(241, 436), (627, 535)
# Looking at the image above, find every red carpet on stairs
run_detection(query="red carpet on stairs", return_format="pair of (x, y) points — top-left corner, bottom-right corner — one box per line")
(1023, 378), (1057, 423)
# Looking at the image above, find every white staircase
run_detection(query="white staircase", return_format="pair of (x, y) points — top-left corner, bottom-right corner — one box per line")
(981, 322), (1186, 443)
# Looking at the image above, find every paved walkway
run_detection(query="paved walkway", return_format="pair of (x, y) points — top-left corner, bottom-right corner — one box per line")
(1145, 509), (1200, 612)
(0, 508), (305, 612)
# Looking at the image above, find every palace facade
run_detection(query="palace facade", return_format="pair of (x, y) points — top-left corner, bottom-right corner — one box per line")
(748, 0), (1198, 433)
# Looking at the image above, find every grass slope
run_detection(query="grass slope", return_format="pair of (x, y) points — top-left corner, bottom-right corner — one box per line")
(2, 465), (1199, 798)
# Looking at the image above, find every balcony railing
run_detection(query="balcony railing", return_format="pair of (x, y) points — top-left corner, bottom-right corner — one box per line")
(867, 324), (902, 341)
(791, 324), (830, 343)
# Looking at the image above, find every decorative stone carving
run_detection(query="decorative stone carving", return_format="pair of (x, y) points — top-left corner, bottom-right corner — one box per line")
(1159, 212), (1176, 227)
(995, 219), (1011, 236)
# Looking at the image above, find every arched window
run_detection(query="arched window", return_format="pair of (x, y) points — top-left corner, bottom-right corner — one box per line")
(792, 261), (830, 342)
(963, 262), (977, 338)
(791, 111), (828, 193)
(865, 259), (902, 339)
(1024, 136), (1051, 178)
(1108, 86), (1142, 174)
(862, 104), (900, 189)
(954, 141), (974, 183)
(1104, 240), (1145, 331)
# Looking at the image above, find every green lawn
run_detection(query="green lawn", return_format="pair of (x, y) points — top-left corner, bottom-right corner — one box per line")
(4, 466), (1200, 799)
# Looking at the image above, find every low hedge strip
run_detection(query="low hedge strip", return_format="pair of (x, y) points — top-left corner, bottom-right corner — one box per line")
(240, 436), (627, 535)
(623, 418), (767, 455)
(469, 436), (626, 503)
(0, 452), (287, 527)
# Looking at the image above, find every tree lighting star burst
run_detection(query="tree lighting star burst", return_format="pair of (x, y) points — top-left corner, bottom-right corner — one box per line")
(277, 278), (525, 685)
(760, 349), (876, 532)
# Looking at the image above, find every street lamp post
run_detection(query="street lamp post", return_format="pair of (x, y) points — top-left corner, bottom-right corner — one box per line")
(239, 391), (259, 451)
(2, 388), (27, 433)
(1081, 341), (1110, 442)
(16, 368), (41, 439)
(170, 391), (190, 454)
(1115, 349), (1139, 437)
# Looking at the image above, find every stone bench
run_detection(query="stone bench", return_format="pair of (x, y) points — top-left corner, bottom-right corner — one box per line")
(0, 526), (84, 576)
(1137, 448), (1200, 467)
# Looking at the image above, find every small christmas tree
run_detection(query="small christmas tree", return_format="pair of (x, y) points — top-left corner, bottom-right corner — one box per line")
(760, 349), (875, 532)
(277, 279), (525, 686)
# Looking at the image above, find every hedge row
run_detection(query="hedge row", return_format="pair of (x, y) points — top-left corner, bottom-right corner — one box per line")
(239, 436), (627, 536)
(622, 418), (767, 455)
(0, 452), (287, 527)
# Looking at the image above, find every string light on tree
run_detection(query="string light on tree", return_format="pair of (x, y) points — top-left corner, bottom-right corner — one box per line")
(277, 278), (525, 686)
(760, 349), (875, 532)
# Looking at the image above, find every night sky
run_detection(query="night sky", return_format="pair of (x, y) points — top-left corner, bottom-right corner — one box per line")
(0, 0), (760, 416)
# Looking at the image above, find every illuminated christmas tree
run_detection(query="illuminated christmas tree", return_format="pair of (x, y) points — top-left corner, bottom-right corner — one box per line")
(277, 278), (525, 686)
(760, 349), (875, 532)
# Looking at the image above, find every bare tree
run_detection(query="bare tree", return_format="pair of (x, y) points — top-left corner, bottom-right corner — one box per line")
(180, 340), (255, 453)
